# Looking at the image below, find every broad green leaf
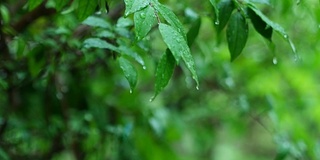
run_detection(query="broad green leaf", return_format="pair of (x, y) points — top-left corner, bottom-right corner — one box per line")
(75, 0), (98, 21)
(153, 3), (186, 39)
(53, 0), (70, 11)
(83, 38), (119, 52)
(247, 3), (297, 54)
(119, 57), (138, 92)
(159, 23), (199, 87)
(215, 0), (235, 33)
(247, 7), (272, 41)
(134, 6), (156, 40)
(28, 0), (43, 10)
(227, 11), (248, 61)
(187, 18), (201, 46)
(82, 16), (112, 29)
(124, 0), (149, 16)
(152, 50), (176, 100)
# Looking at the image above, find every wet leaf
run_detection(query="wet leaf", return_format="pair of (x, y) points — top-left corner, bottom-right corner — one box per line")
(124, 0), (149, 16)
(215, 0), (235, 33)
(134, 6), (156, 40)
(119, 57), (138, 91)
(247, 7), (272, 41)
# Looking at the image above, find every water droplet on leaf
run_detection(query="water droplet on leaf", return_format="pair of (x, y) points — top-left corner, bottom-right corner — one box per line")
(140, 13), (146, 18)
(196, 86), (199, 90)
(215, 20), (220, 25)
(129, 89), (133, 94)
(143, 66), (146, 70)
(272, 57), (278, 64)
(283, 34), (288, 39)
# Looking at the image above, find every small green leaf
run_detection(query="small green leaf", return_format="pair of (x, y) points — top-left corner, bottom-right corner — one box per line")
(215, 0), (235, 33)
(134, 6), (156, 40)
(82, 16), (112, 29)
(152, 50), (176, 100)
(118, 45), (145, 67)
(0, 5), (10, 24)
(153, 3), (186, 39)
(227, 11), (248, 61)
(247, 7), (272, 41)
(75, 0), (98, 21)
(28, 0), (43, 10)
(187, 18), (201, 46)
(83, 38), (119, 52)
(53, 0), (70, 11)
(119, 57), (138, 92)
(124, 0), (149, 16)
(159, 23), (199, 87)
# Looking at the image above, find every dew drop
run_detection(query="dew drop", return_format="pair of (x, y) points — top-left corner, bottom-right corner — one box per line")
(149, 96), (155, 102)
(272, 57), (278, 64)
(129, 89), (133, 94)
(143, 66), (147, 70)
(215, 20), (220, 25)
(196, 86), (199, 90)
(283, 34), (288, 39)
(140, 13), (146, 18)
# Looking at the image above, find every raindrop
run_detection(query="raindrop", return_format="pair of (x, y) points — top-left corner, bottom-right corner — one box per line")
(140, 13), (146, 18)
(149, 96), (155, 102)
(196, 86), (199, 90)
(143, 66), (147, 70)
(272, 57), (278, 64)
(129, 89), (133, 94)
(283, 34), (288, 39)
(215, 20), (220, 25)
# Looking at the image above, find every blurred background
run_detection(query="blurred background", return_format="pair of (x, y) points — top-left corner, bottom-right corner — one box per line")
(1, 0), (320, 159)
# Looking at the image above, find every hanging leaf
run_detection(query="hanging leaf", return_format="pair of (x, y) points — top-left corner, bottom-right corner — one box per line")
(75, 0), (98, 21)
(247, 3), (297, 54)
(28, 0), (43, 10)
(83, 38), (119, 52)
(118, 57), (138, 92)
(152, 50), (176, 100)
(153, 3), (186, 39)
(159, 23), (199, 87)
(187, 18), (201, 46)
(247, 7), (272, 41)
(124, 0), (149, 16)
(134, 6), (156, 40)
(215, 0), (235, 33)
(227, 11), (248, 61)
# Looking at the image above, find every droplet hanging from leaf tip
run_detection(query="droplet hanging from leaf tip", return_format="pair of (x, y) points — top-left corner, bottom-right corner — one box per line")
(272, 57), (278, 65)
(215, 20), (220, 25)
(130, 89), (133, 94)
(149, 96), (155, 102)
(143, 66), (146, 70)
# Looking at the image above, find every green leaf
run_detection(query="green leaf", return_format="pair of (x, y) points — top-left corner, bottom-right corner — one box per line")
(215, 0), (235, 33)
(28, 0), (43, 10)
(124, 0), (149, 16)
(82, 16), (112, 29)
(153, 3), (186, 39)
(119, 57), (138, 92)
(227, 11), (248, 61)
(75, 0), (98, 21)
(53, 0), (70, 11)
(134, 6), (156, 40)
(247, 7), (272, 41)
(152, 50), (176, 100)
(159, 23), (199, 87)
(83, 38), (119, 52)
(187, 18), (201, 46)
(0, 5), (10, 24)
(247, 3), (297, 54)
(249, 0), (270, 5)
(118, 45), (145, 67)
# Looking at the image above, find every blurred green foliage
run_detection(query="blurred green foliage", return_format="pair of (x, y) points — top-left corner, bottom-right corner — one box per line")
(1, 0), (320, 159)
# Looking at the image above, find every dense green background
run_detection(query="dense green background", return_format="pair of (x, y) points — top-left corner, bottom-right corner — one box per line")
(1, 0), (320, 159)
